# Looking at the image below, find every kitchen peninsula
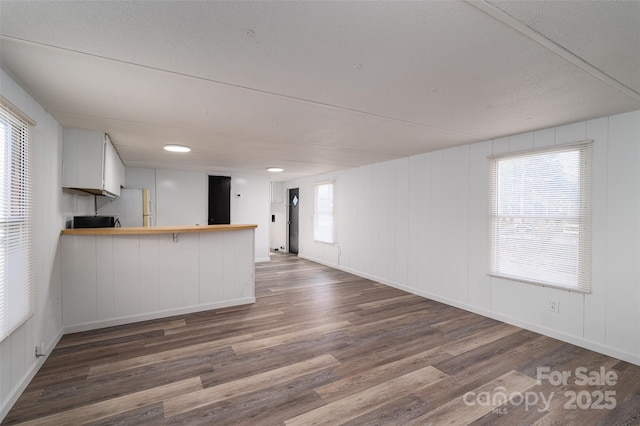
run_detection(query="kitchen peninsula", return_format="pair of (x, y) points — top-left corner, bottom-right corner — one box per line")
(60, 224), (257, 332)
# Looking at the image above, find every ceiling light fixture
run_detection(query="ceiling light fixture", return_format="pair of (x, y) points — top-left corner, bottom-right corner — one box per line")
(267, 167), (284, 172)
(164, 144), (191, 153)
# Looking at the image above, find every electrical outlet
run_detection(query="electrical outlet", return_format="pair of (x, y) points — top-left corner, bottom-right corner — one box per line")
(35, 343), (45, 357)
(548, 299), (560, 313)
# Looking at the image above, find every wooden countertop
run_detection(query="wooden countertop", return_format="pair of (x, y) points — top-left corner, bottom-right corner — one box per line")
(61, 224), (257, 235)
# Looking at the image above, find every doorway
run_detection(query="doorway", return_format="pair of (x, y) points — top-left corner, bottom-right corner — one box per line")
(208, 175), (231, 225)
(288, 188), (299, 254)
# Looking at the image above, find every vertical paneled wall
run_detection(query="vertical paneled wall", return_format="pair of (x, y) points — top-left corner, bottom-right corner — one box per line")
(61, 230), (255, 332)
(0, 70), (93, 419)
(286, 110), (640, 365)
(605, 113), (640, 355)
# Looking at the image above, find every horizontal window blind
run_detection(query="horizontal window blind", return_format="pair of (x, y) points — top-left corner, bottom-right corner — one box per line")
(314, 182), (334, 244)
(0, 104), (34, 342)
(489, 142), (592, 293)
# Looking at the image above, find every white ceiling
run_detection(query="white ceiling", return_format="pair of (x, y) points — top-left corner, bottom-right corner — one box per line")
(1, 1), (639, 181)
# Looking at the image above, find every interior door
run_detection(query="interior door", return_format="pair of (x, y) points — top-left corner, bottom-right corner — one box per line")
(208, 175), (231, 225)
(288, 188), (299, 254)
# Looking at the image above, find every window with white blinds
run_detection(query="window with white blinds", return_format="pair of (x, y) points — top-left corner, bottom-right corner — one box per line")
(0, 104), (33, 342)
(314, 182), (335, 244)
(488, 142), (592, 293)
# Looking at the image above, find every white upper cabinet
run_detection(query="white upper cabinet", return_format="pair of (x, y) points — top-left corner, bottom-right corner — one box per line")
(62, 127), (124, 196)
(103, 139), (124, 196)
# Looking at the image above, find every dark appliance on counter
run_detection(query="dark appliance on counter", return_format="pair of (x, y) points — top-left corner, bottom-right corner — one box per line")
(73, 215), (119, 228)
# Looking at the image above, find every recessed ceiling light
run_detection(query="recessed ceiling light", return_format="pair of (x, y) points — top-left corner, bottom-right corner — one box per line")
(354, 63), (363, 71)
(164, 144), (191, 153)
(267, 167), (284, 172)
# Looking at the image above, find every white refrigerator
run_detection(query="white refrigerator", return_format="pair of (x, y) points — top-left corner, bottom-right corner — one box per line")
(98, 188), (153, 227)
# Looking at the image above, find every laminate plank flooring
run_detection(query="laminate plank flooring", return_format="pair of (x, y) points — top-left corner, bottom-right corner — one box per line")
(3, 253), (640, 425)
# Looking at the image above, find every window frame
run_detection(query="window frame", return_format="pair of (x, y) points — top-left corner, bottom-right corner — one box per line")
(488, 141), (592, 293)
(0, 101), (34, 342)
(313, 181), (335, 244)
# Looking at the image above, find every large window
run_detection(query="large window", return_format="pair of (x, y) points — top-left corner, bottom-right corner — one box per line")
(0, 103), (33, 342)
(489, 142), (592, 293)
(314, 181), (334, 244)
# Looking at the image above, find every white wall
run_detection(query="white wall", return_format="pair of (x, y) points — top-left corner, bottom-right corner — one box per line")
(126, 167), (270, 262)
(0, 70), (94, 420)
(230, 174), (270, 262)
(269, 182), (287, 251)
(156, 169), (208, 226)
(270, 202), (287, 251)
(284, 111), (640, 366)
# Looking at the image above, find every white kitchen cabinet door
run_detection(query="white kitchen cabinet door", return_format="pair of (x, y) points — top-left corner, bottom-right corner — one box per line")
(62, 128), (105, 191)
(62, 127), (123, 196)
(103, 140), (123, 196)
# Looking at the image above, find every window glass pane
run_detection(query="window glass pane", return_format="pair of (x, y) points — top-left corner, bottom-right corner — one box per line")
(0, 105), (33, 342)
(489, 143), (591, 292)
(497, 151), (580, 217)
(0, 121), (6, 330)
(314, 182), (334, 243)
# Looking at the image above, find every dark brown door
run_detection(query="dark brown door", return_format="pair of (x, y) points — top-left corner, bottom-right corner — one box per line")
(288, 188), (299, 254)
(208, 176), (231, 225)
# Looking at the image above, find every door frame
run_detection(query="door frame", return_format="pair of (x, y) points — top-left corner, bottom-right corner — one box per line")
(287, 187), (299, 254)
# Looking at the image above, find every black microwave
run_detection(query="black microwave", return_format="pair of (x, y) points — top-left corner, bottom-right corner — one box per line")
(73, 215), (118, 228)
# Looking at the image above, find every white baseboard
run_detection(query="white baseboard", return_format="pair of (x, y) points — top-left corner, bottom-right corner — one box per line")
(64, 297), (256, 334)
(255, 257), (271, 263)
(298, 254), (640, 367)
(1, 327), (64, 422)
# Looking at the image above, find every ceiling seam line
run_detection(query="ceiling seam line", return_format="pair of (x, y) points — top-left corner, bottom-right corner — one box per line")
(0, 35), (491, 140)
(51, 111), (413, 157)
(465, 0), (640, 103)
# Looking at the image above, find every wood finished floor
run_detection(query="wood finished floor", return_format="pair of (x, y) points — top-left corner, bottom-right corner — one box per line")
(4, 253), (640, 425)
